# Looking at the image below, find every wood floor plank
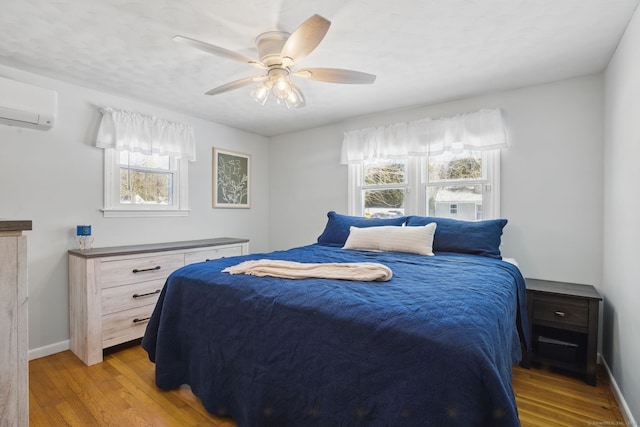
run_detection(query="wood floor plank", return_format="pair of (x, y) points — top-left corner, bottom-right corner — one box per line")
(512, 365), (625, 426)
(30, 345), (625, 426)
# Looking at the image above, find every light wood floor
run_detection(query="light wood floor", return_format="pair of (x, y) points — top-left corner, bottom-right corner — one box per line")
(30, 344), (625, 426)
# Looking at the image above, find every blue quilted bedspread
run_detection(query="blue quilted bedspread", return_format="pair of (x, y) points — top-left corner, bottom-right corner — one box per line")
(142, 244), (528, 426)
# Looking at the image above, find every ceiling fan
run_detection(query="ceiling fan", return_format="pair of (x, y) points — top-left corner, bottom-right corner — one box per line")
(174, 14), (376, 108)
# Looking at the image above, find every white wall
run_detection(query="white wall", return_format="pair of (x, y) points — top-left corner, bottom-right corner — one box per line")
(270, 75), (604, 286)
(0, 64), (270, 355)
(604, 4), (640, 423)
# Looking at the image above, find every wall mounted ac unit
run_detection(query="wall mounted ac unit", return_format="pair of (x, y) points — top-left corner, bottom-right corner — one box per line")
(0, 76), (57, 131)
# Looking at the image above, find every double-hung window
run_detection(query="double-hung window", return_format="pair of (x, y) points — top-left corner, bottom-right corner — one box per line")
(349, 150), (499, 219)
(344, 108), (507, 220)
(360, 159), (408, 218)
(96, 107), (195, 217)
(102, 149), (189, 217)
(426, 149), (499, 220)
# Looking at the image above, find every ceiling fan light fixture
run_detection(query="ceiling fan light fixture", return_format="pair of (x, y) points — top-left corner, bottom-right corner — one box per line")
(179, 14), (375, 108)
(250, 68), (305, 108)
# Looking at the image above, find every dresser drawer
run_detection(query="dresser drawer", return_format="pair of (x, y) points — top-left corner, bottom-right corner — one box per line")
(99, 254), (184, 288)
(184, 245), (243, 265)
(102, 305), (155, 348)
(532, 295), (589, 330)
(101, 278), (164, 315)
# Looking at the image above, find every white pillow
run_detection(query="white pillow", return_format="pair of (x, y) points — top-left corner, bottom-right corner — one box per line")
(342, 223), (437, 256)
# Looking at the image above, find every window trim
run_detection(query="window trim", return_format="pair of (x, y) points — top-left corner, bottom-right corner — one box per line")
(102, 149), (190, 218)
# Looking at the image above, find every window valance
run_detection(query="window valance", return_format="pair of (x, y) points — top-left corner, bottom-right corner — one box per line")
(96, 107), (196, 161)
(341, 108), (508, 164)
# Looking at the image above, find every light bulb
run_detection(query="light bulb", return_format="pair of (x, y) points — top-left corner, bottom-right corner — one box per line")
(249, 69), (306, 108)
(250, 81), (271, 106)
(286, 82), (305, 108)
(272, 75), (292, 99)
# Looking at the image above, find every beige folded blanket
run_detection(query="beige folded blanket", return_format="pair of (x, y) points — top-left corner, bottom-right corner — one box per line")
(222, 259), (393, 282)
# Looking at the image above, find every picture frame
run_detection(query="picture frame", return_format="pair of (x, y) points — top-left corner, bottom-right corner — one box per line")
(213, 147), (251, 208)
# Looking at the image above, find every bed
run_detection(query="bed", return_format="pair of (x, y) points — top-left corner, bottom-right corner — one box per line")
(142, 212), (529, 426)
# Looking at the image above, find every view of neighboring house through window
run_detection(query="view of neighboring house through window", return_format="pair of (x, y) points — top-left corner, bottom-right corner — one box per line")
(427, 150), (486, 221)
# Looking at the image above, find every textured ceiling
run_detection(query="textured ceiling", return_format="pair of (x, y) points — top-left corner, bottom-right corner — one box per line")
(0, 0), (638, 136)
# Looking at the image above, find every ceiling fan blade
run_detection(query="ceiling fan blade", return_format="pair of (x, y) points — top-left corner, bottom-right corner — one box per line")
(293, 68), (376, 84)
(280, 15), (331, 65)
(173, 35), (265, 69)
(205, 76), (265, 96)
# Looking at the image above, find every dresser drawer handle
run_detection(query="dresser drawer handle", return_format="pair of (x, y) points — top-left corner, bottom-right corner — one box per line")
(132, 289), (161, 299)
(133, 317), (151, 324)
(132, 265), (161, 273)
(554, 311), (566, 318)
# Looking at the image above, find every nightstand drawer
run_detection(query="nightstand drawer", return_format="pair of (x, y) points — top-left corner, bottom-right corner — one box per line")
(532, 296), (589, 329)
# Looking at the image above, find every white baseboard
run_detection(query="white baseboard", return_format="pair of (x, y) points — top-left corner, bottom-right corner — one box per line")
(601, 356), (638, 426)
(28, 340), (70, 361)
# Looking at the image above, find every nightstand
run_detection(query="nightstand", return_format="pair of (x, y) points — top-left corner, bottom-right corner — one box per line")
(523, 278), (602, 386)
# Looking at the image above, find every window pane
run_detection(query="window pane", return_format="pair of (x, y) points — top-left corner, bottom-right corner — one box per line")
(428, 150), (481, 183)
(118, 151), (170, 170)
(427, 185), (482, 220)
(364, 188), (405, 218)
(364, 160), (406, 185)
(120, 168), (173, 204)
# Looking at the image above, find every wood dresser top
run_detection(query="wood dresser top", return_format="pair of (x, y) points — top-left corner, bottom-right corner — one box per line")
(68, 237), (249, 259)
(0, 219), (32, 232)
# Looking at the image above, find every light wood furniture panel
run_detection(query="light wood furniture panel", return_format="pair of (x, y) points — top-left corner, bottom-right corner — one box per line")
(0, 220), (31, 427)
(69, 238), (249, 366)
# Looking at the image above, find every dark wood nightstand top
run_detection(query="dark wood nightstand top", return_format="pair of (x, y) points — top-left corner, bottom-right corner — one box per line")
(525, 278), (601, 301)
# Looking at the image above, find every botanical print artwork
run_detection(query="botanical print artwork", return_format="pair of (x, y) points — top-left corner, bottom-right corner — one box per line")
(213, 148), (250, 208)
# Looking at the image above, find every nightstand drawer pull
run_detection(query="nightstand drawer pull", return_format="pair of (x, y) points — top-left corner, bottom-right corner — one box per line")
(554, 311), (566, 317)
(132, 289), (161, 299)
(132, 317), (151, 324)
(132, 265), (161, 273)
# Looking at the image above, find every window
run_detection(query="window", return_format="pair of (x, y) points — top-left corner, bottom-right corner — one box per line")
(426, 149), (498, 220)
(119, 151), (173, 205)
(103, 149), (189, 217)
(361, 160), (407, 218)
(349, 150), (500, 220)
(96, 107), (195, 217)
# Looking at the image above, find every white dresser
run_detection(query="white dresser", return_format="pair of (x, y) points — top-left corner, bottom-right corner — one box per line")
(69, 237), (249, 366)
(0, 220), (31, 427)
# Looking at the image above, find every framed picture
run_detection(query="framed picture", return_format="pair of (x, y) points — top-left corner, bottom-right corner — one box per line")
(213, 147), (251, 208)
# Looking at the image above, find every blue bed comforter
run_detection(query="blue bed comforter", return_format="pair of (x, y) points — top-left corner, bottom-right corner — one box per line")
(142, 244), (528, 426)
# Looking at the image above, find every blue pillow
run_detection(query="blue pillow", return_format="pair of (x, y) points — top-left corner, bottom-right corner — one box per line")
(317, 211), (407, 246)
(405, 216), (507, 259)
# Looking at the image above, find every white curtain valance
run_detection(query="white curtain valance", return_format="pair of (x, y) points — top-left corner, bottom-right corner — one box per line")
(341, 108), (508, 164)
(96, 107), (196, 161)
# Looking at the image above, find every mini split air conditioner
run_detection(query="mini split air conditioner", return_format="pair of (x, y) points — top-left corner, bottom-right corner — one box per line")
(0, 76), (57, 131)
